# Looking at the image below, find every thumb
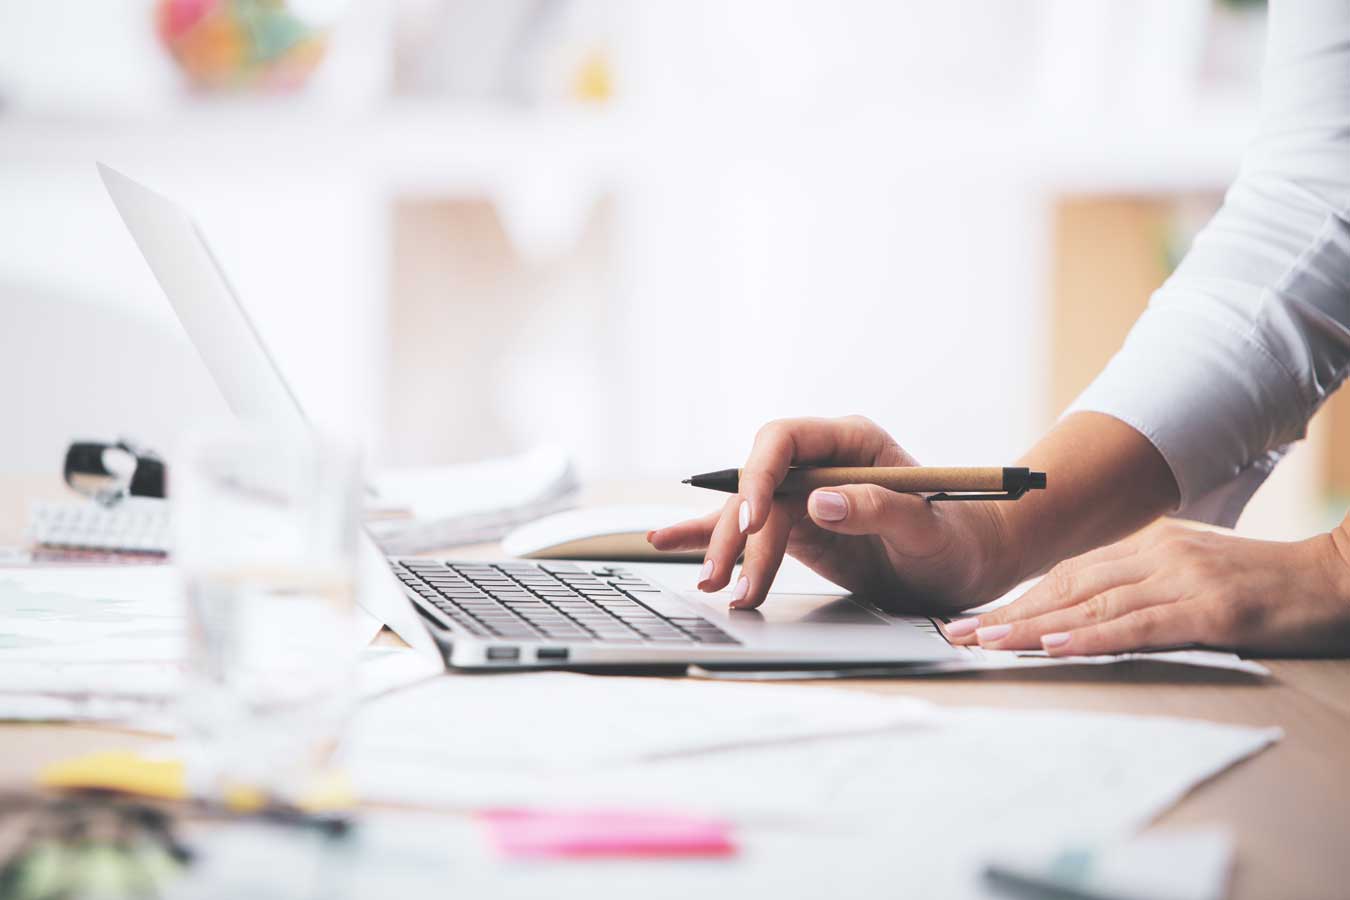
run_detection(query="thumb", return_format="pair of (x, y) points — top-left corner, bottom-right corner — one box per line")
(807, 484), (940, 544)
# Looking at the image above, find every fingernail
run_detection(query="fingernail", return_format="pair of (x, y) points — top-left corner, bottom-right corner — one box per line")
(646, 530), (655, 545)
(945, 617), (979, 638)
(730, 575), (749, 606)
(976, 623), (1012, 643)
(1042, 632), (1071, 649)
(698, 559), (714, 587)
(738, 500), (751, 533)
(811, 491), (848, 522)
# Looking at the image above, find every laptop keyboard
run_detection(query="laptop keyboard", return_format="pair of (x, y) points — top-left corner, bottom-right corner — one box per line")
(394, 560), (740, 645)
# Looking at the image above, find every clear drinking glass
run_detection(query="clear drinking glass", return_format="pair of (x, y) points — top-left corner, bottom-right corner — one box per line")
(173, 423), (362, 801)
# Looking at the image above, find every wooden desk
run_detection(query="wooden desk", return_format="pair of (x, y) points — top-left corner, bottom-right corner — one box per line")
(2, 475), (1348, 899)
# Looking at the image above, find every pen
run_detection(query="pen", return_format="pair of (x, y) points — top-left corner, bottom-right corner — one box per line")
(682, 466), (1047, 501)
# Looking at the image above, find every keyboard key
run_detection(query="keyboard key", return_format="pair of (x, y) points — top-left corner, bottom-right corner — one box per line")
(592, 628), (640, 640)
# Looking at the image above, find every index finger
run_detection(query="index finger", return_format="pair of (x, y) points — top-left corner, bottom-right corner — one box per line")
(739, 416), (911, 534)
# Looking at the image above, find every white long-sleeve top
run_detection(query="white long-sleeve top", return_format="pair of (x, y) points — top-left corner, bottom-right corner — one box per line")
(1069, 0), (1350, 526)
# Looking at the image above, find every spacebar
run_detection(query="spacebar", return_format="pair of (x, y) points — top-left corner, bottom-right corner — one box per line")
(623, 589), (696, 619)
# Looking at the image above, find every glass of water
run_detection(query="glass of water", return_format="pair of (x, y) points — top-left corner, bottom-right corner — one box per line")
(173, 423), (362, 801)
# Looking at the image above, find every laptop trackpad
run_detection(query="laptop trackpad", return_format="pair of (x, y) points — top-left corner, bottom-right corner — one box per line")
(684, 592), (890, 627)
(737, 594), (888, 625)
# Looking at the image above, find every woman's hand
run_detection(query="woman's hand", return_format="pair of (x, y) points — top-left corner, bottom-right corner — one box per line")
(945, 520), (1350, 656)
(648, 416), (1011, 612)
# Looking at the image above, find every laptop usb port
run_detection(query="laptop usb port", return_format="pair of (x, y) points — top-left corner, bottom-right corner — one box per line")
(486, 646), (520, 662)
(536, 647), (569, 662)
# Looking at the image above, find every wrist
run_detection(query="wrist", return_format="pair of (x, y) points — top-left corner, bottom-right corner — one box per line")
(1319, 513), (1350, 602)
(953, 499), (1024, 607)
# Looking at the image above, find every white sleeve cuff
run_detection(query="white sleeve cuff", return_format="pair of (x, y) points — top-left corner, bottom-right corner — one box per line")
(1065, 303), (1305, 527)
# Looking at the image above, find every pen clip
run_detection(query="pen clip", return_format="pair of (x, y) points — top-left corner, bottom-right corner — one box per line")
(926, 488), (1031, 503)
(927, 468), (1045, 502)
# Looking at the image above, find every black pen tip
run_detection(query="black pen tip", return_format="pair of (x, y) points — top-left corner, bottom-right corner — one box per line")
(681, 478), (691, 484)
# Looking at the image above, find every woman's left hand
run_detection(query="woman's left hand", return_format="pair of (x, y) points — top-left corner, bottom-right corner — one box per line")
(943, 520), (1350, 657)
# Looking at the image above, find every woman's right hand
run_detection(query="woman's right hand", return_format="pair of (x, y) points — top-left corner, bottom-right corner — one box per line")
(648, 416), (1013, 613)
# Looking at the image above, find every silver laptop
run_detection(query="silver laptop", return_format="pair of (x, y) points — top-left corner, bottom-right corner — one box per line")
(99, 163), (959, 671)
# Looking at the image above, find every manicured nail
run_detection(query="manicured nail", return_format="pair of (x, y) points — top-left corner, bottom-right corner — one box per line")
(698, 559), (715, 587)
(738, 500), (751, 533)
(730, 575), (749, 606)
(976, 623), (1012, 643)
(945, 617), (979, 638)
(646, 530), (655, 545)
(1042, 632), (1071, 649)
(811, 491), (848, 522)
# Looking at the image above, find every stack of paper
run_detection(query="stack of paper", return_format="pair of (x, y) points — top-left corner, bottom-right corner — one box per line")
(0, 566), (426, 726)
(365, 444), (579, 554)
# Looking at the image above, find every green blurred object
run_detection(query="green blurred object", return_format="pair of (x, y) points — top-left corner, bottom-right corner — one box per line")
(0, 795), (189, 900)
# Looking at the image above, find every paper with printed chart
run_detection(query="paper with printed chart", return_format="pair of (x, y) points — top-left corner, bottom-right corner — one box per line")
(0, 566), (186, 664)
(0, 565), (399, 724)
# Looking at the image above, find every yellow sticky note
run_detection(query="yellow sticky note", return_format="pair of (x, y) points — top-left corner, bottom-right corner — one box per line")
(38, 750), (355, 812)
(38, 751), (186, 800)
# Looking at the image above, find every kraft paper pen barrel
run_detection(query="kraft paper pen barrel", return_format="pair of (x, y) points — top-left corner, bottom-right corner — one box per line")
(682, 466), (1047, 501)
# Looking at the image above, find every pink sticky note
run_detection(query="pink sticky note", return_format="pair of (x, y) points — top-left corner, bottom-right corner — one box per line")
(479, 809), (736, 860)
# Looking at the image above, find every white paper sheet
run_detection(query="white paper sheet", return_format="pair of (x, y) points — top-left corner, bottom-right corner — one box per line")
(342, 675), (1277, 898)
(355, 645), (445, 700)
(689, 646), (1270, 681)
(364, 444), (580, 554)
(370, 444), (576, 521)
(348, 690), (1277, 824)
(341, 673), (1278, 831)
(343, 671), (933, 772)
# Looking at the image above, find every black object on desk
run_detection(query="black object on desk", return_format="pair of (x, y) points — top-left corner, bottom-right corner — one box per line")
(63, 439), (166, 506)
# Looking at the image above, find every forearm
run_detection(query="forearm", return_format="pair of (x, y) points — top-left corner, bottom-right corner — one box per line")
(1061, 0), (1350, 528)
(978, 411), (1179, 598)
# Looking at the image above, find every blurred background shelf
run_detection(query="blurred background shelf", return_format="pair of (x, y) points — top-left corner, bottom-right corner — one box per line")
(9, 0), (1338, 542)
(0, 101), (1253, 192)
(0, 104), (629, 186)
